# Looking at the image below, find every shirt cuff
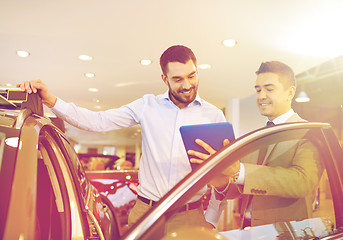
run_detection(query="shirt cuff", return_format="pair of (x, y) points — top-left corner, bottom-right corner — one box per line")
(235, 163), (245, 185)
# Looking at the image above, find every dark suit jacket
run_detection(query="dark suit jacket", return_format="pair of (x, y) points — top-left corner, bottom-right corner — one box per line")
(227, 113), (324, 227)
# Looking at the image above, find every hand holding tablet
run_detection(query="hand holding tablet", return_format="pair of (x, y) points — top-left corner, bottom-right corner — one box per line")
(180, 122), (235, 170)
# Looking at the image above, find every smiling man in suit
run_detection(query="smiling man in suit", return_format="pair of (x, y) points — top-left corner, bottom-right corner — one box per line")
(189, 61), (324, 228)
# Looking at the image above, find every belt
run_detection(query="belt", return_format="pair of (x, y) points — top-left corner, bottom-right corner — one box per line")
(173, 199), (202, 212)
(138, 195), (202, 212)
(137, 195), (157, 206)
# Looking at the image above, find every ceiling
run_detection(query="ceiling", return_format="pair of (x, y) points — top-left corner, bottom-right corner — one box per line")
(1, 0), (343, 147)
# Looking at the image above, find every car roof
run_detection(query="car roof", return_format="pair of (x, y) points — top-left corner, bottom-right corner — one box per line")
(0, 88), (44, 129)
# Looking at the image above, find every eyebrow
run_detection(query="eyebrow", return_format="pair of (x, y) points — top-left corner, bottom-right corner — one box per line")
(171, 71), (197, 80)
(255, 83), (274, 89)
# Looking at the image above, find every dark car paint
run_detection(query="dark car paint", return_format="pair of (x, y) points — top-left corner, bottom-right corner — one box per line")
(1, 92), (120, 239)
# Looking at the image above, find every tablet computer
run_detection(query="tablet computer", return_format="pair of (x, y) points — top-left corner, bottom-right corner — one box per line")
(180, 122), (235, 170)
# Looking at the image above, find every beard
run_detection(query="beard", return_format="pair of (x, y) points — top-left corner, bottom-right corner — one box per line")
(169, 84), (198, 106)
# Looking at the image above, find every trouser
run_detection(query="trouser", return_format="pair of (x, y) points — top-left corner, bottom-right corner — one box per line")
(128, 197), (209, 233)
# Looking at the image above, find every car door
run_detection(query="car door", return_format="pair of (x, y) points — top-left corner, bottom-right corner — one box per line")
(123, 122), (343, 240)
(56, 130), (120, 239)
(36, 126), (82, 239)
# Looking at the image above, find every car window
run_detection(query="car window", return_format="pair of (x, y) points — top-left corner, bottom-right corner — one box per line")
(139, 127), (338, 239)
(217, 128), (334, 238)
(59, 135), (89, 200)
(40, 128), (92, 239)
(36, 142), (70, 240)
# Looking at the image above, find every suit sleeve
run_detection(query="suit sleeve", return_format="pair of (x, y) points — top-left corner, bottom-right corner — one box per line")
(242, 139), (324, 198)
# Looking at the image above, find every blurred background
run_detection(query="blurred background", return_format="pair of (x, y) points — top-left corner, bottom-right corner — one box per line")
(1, 0), (342, 169)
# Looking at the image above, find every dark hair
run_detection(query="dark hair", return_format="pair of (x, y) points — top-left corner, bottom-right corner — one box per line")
(160, 45), (197, 75)
(256, 61), (296, 87)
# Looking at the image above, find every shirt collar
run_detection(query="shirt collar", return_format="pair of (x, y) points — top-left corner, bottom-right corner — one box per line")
(162, 90), (202, 107)
(269, 109), (294, 125)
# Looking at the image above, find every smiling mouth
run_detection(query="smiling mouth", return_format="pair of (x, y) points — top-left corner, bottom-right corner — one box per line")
(181, 88), (193, 95)
(259, 103), (271, 107)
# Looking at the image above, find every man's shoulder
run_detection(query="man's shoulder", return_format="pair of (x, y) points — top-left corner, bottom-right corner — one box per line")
(286, 113), (307, 123)
(199, 98), (222, 111)
(136, 93), (165, 102)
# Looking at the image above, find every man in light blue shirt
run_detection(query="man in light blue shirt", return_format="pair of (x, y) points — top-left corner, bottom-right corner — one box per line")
(18, 45), (227, 231)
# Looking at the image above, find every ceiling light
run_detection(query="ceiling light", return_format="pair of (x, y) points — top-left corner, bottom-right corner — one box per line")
(78, 55), (93, 61)
(16, 50), (30, 58)
(198, 64), (211, 70)
(222, 39), (237, 47)
(140, 59), (152, 65)
(84, 73), (95, 78)
(295, 91), (310, 102)
(94, 105), (101, 109)
(88, 88), (99, 92)
(93, 98), (100, 103)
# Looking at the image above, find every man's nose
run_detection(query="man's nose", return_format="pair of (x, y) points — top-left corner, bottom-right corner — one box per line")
(258, 90), (266, 99)
(182, 79), (192, 89)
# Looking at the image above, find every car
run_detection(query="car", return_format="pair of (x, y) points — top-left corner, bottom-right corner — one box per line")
(86, 169), (139, 235)
(121, 121), (343, 239)
(84, 162), (212, 237)
(0, 88), (120, 240)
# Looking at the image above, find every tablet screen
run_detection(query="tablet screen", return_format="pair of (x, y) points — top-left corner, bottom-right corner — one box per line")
(180, 122), (235, 170)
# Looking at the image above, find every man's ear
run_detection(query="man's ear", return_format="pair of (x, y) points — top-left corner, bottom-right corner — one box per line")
(288, 86), (296, 100)
(161, 74), (168, 85)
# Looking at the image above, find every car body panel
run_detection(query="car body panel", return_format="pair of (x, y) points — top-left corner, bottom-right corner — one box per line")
(1, 91), (120, 240)
(3, 117), (39, 239)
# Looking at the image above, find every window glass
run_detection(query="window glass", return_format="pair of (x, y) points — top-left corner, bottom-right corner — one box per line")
(39, 130), (85, 239)
(157, 128), (336, 239)
(36, 145), (65, 239)
(60, 135), (88, 200)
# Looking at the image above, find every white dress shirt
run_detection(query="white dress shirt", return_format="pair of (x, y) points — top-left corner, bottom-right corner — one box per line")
(51, 91), (227, 224)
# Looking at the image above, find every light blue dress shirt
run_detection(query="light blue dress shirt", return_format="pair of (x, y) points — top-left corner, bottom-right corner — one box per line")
(51, 91), (226, 205)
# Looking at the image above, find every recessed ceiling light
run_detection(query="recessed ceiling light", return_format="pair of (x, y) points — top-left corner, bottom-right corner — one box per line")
(84, 73), (95, 78)
(222, 39), (237, 47)
(140, 59), (152, 65)
(93, 98), (100, 103)
(16, 50), (30, 58)
(88, 88), (99, 92)
(79, 55), (93, 61)
(198, 64), (211, 70)
(94, 105), (101, 109)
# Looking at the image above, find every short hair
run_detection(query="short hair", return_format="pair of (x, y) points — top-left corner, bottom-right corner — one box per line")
(160, 45), (197, 75)
(256, 61), (296, 87)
